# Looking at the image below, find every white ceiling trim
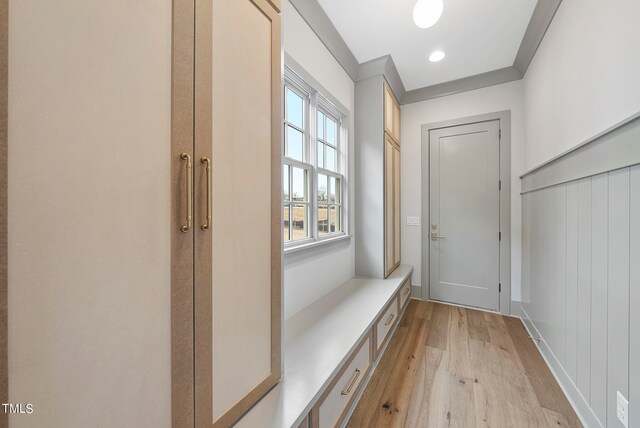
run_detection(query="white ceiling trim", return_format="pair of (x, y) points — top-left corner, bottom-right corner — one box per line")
(288, 0), (562, 105)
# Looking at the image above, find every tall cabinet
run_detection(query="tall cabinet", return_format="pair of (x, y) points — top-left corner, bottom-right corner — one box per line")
(3, 0), (281, 427)
(191, 0), (282, 427)
(383, 84), (401, 277)
(355, 77), (401, 278)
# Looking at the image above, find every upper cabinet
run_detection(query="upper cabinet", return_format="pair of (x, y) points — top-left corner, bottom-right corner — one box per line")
(384, 83), (401, 145)
(355, 77), (401, 279)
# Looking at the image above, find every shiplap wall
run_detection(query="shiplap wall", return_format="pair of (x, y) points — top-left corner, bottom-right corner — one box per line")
(520, 122), (640, 427)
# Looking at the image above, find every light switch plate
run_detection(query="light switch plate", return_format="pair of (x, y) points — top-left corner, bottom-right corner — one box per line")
(406, 216), (420, 226)
(617, 391), (629, 428)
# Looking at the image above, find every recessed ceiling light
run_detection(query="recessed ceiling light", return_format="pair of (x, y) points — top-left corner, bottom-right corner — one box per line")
(413, 0), (443, 29)
(429, 50), (446, 62)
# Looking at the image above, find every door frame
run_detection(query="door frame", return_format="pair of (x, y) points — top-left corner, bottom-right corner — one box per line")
(420, 111), (511, 315)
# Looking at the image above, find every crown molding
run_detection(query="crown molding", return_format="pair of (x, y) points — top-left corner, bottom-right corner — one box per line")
(513, 0), (562, 76)
(288, 0), (562, 104)
(357, 55), (406, 101)
(288, 0), (359, 81)
(403, 66), (522, 104)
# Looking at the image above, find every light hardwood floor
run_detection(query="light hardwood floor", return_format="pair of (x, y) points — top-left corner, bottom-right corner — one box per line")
(348, 300), (582, 427)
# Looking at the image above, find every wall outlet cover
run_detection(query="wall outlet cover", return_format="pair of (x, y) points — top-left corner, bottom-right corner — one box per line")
(406, 216), (420, 226)
(617, 391), (629, 428)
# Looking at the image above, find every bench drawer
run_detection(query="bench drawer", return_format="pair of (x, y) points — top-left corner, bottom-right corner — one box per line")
(315, 336), (371, 428)
(399, 280), (411, 308)
(375, 297), (399, 351)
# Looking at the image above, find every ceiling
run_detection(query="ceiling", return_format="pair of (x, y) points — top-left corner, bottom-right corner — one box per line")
(317, 0), (537, 91)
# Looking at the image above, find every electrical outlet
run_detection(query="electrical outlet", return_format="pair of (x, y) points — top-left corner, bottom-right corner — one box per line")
(617, 391), (629, 428)
(406, 216), (420, 226)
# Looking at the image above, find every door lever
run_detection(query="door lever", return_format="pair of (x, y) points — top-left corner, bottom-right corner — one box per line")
(431, 232), (445, 241)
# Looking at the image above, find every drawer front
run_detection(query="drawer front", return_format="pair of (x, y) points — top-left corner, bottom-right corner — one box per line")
(400, 280), (411, 308)
(317, 337), (371, 428)
(376, 297), (399, 351)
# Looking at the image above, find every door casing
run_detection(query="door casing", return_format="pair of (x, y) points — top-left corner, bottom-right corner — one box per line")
(420, 111), (511, 315)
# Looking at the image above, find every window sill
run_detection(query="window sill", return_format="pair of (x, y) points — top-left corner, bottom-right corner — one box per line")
(284, 234), (352, 256)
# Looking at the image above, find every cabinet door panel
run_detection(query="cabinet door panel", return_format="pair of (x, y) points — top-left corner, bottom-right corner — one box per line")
(393, 102), (401, 144)
(7, 1), (174, 427)
(385, 137), (394, 276)
(394, 145), (401, 266)
(194, 0), (281, 427)
(384, 85), (395, 138)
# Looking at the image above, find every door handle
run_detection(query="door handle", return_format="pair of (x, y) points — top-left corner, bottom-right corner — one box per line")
(201, 157), (212, 231)
(180, 153), (193, 232)
(431, 232), (445, 241)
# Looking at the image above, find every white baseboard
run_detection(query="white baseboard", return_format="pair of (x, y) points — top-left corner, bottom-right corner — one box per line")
(411, 284), (422, 299)
(519, 307), (602, 428)
(509, 300), (523, 317)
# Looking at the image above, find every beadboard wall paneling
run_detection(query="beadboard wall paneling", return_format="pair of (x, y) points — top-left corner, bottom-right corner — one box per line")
(520, 116), (640, 427)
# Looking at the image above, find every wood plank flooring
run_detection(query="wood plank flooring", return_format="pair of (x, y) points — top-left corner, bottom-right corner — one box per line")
(347, 300), (581, 428)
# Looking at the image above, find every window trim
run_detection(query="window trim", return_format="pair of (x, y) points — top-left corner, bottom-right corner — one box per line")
(283, 65), (349, 252)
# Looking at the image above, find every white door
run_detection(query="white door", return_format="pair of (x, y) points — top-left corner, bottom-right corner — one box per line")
(429, 120), (500, 311)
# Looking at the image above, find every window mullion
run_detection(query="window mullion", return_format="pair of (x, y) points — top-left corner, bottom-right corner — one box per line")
(288, 166), (292, 241)
(310, 92), (319, 241)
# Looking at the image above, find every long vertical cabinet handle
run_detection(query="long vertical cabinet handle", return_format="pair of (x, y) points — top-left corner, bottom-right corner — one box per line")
(201, 157), (212, 231)
(180, 153), (193, 232)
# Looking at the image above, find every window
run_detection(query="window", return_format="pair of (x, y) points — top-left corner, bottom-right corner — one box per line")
(283, 67), (348, 250)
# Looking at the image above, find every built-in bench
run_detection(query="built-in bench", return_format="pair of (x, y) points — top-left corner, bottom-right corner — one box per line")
(236, 265), (414, 428)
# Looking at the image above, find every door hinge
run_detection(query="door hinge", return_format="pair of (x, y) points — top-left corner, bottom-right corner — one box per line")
(499, 283), (502, 292)
(499, 232), (502, 241)
(499, 129), (502, 140)
(499, 180), (502, 190)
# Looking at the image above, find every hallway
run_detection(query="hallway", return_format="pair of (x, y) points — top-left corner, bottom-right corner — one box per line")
(348, 300), (581, 427)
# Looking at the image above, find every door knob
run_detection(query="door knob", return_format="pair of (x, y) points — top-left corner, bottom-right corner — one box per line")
(431, 232), (445, 241)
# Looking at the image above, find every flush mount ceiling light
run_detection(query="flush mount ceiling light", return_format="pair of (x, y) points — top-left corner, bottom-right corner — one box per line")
(429, 50), (446, 62)
(413, 0), (443, 29)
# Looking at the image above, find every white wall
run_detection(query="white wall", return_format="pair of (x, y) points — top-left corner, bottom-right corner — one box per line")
(523, 0), (640, 171)
(401, 80), (526, 301)
(283, 0), (356, 320)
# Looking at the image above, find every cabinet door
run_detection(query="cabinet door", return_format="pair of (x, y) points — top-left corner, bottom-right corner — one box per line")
(193, 0), (282, 427)
(384, 84), (395, 139)
(6, 1), (175, 427)
(384, 83), (400, 144)
(394, 145), (401, 266)
(393, 101), (401, 144)
(385, 136), (395, 276)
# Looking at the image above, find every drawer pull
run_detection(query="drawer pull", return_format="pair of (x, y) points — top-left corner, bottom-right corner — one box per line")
(341, 369), (361, 396)
(385, 313), (395, 326)
(403, 287), (410, 296)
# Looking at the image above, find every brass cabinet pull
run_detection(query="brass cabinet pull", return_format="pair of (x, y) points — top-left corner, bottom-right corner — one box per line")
(180, 153), (193, 232)
(201, 157), (212, 231)
(341, 369), (361, 396)
(403, 287), (410, 296)
(385, 313), (395, 326)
